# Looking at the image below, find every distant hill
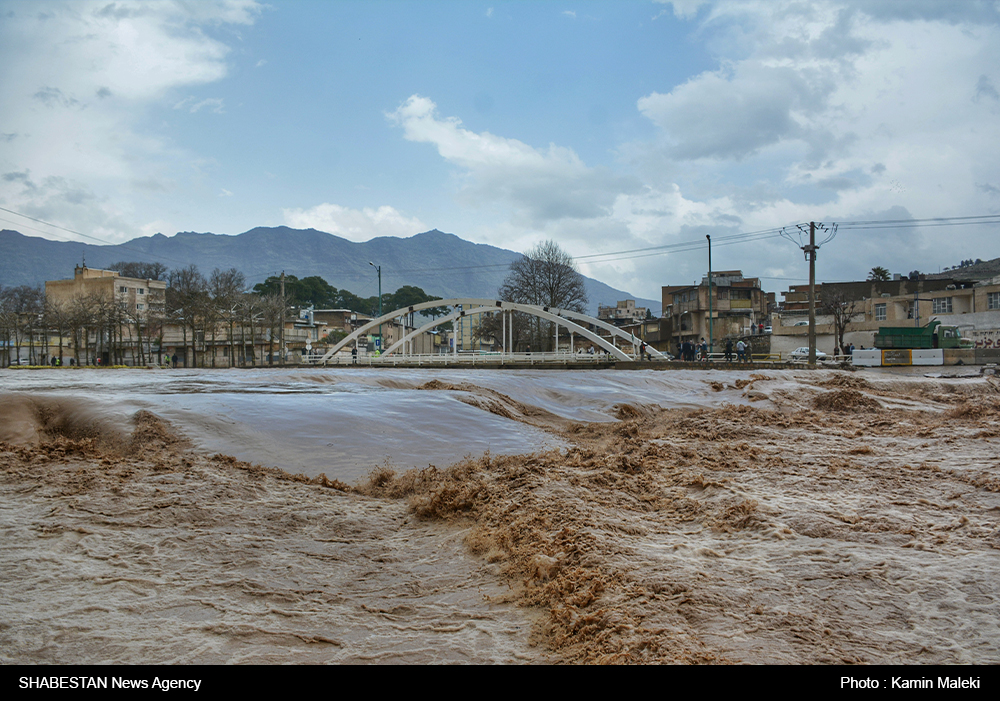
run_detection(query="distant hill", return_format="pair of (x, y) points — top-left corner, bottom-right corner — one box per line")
(926, 256), (1000, 282)
(0, 227), (660, 316)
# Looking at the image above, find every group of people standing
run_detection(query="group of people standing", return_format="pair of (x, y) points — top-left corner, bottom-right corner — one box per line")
(677, 338), (710, 361)
(676, 337), (754, 363)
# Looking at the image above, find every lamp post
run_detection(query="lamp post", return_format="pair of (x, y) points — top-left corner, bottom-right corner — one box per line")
(369, 262), (382, 352)
(706, 234), (713, 357)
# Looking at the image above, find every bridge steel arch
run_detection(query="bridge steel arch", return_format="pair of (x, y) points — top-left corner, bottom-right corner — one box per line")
(381, 304), (631, 361)
(318, 298), (665, 363)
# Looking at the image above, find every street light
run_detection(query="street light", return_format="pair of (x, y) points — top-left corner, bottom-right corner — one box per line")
(369, 262), (382, 352)
(706, 234), (713, 357)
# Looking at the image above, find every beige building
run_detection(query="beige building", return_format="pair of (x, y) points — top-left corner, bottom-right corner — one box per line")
(770, 278), (1000, 356)
(44, 266), (167, 365)
(597, 299), (647, 324)
(662, 271), (769, 350)
(46, 265), (167, 316)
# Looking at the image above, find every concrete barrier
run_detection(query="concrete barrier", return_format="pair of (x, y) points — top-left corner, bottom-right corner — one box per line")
(852, 349), (881, 366)
(911, 349), (944, 366)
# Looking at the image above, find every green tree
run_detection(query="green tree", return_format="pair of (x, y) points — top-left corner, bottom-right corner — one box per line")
(383, 285), (448, 318)
(868, 266), (890, 282)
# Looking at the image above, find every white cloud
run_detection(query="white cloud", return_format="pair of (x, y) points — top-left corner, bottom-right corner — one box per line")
(174, 96), (226, 113)
(617, 2), (1000, 290)
(387, 95), (641, 226)
(0, 0), (262, 242)
(282, 203), (428, 241)
(657, 1), (708, 21)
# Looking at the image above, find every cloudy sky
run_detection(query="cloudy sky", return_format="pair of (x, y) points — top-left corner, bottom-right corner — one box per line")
(2, 0), (999, 300)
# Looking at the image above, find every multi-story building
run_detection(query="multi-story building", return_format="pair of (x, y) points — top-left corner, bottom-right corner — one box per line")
(45, 266), (167, 364)
(770, 276), (1000, 356)
(597, 299), (647, 325)
(46, 265), (166, 316)
(662, 270), (769, 350)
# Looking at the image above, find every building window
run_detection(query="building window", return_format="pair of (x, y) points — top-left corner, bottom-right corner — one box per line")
(875, 303), (886, 321)
(138, 288), (145, 295)
(988, 291), (1000, 310)
(136, 304), (144, 310)
(932, 297), (953, 314)
(119, 286), (127, 293)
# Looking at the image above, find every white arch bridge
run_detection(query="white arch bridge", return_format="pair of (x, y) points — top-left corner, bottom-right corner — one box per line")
(316, 298), (666, 365)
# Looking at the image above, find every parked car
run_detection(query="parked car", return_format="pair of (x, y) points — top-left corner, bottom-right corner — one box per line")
(792, 320), (810, 327)
(764, 326), (772, 334)
(9, 357), (32, 365)
(788, 347), (828, 361)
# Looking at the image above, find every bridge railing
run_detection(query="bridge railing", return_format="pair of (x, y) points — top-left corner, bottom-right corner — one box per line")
(304, 351), (641, 366)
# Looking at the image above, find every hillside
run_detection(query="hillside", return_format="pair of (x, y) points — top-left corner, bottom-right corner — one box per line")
(0, 227), (660, 316)
(926, 256), (1000, 282)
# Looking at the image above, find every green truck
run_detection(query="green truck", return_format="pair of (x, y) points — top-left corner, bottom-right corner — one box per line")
(873, 320), (972, 349)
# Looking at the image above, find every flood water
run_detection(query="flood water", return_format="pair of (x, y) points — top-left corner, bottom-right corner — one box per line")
(0, 367), (729, 481)
(3, 365), (999, 664)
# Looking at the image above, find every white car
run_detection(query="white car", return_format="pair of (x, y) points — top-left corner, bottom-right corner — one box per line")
(792, 320), (810, 327)
(788, 347), (828, 361)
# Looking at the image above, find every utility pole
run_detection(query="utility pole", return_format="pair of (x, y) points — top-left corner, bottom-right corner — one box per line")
(781, 221), (837, 366)
(279, 271), (285, 366)
(806, 222), (817, 365)
(706, 234), (713, 357)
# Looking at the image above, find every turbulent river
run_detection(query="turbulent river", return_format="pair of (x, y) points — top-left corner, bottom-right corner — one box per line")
(2, 366), (999, 664)
(0, 367), (728, 482)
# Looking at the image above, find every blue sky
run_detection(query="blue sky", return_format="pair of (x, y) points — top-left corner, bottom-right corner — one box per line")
(2, 0), (1000, 300)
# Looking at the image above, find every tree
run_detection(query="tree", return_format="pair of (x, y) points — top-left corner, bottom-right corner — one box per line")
(167, 265), (209, 367)
(821, 293), (862, 355)
(868, 266), (890, 282)
(499, 240), (588, 311)
(108, 261), (168, 281)
(209, 268), (247, 367)
(479, 240), (588, 351)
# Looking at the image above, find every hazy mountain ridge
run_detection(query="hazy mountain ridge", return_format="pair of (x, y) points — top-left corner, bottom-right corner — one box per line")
(0, 227), (660, 316)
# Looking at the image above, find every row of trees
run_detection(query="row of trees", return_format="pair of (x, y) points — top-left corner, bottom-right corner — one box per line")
(0, 263), (449, 367)
(0, 282), (152, 366)
(250, 275), (448, 319)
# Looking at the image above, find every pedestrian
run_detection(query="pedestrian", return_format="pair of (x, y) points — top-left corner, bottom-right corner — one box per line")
(736, 339), (746, 362)
(725, 339), (733, 362)
(171, 353), (178, 368)
(352, 346), (358, 364)
(758, 322), (764, 335)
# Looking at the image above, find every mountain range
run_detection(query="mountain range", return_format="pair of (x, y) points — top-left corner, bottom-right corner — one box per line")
(0, 227), (660, 316)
